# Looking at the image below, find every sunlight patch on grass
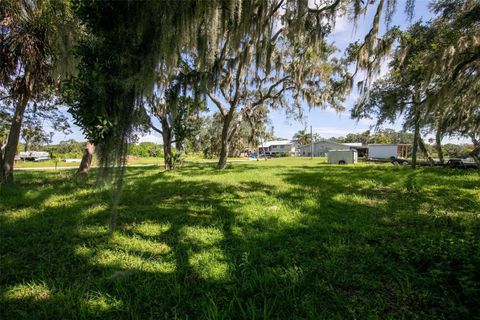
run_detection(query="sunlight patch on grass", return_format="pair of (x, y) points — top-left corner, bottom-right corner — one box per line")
(189, 249), (230, 281)
(418, 202), (479, 219)
(90, 249), (176, 273)
(4, 282), (51, 302)
(81, 204), (109, 218)
(82, 291), (124, 313)
(42, 193), (82, 208)
(1, 208), (36, 223)
(181, 226), (224, 247)
(110, 232), (171, 255)
(332, 193), (388, 208)
(74, 245), (94, 258)
(77, 225), (109, 238)
(130, 221), (171, 237)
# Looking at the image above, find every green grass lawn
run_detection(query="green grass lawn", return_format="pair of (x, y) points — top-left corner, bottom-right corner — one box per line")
(13, 155), (247, 168)
(1, 158), (479, 319)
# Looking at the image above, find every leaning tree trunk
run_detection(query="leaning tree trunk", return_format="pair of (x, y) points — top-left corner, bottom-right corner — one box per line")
(470, 144), (480, 166)
(161, 119), (174, 171)
(76, 143), (94, 177)
(418, 137), (434, 165)
(2, 94), (29, 184)
(218, 113), (235, 170)
(435, 129), (444, 164)
(162, 137), (173, 171)
(218, 133), (230, 169)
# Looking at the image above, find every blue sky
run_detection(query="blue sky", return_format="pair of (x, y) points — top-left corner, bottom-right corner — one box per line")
(50, 1), (468, 145)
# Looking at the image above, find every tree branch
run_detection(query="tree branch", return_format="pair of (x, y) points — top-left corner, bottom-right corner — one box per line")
(207, 92), (227, 116)
(308, 0), (341, 14)
(150, 122), (163, 135)
(232, 45), (250, 106)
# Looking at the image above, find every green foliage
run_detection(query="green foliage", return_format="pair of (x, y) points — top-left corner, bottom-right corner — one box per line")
(1, 159), (479, 318)
(128, 142), (163, 158)
(352, 0), (479, 149)
(332, 129), (414, 145)
(293, 129), (321, 146)
(44, 139), (86, 158)
(193, 112), (273, 158)
(442, 143), (474, 158)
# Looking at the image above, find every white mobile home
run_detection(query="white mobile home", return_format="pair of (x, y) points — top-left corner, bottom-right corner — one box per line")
(327, 149), (358, 164)
(367, 144), (398, 158)
(15, 151), (51, 162)
(258, 140), (296, 156)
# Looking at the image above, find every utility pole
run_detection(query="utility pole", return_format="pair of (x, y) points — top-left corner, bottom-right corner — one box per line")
(310, 125), (313, 159)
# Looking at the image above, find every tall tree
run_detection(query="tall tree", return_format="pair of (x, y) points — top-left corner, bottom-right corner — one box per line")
(69, 0), (413, 172)
(353, 0), (479, 167)
(148, 88), (207, 170)
(293, 129), (321, 146)
(0, 0), (74, 183)
(203, 17), (348, 168)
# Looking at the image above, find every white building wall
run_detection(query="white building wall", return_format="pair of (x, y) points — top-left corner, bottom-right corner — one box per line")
(298, 141), (348, 156)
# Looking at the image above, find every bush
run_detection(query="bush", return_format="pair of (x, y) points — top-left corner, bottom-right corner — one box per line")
(128, 142), (163, 157)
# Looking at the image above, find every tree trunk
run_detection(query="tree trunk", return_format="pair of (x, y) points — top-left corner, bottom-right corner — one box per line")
(161, 119), (174, 171)
(218, 134), (230, 169)
(76, 143), (94, 176)
(470, 133), (479, 147)
(218, 113), (234, 169)
(412, 113), (420, 170)
(470, 146), (480, 166)
(435, 129), (444, 164)
(2, 94), (29, 184)
(24, 138), (30, 152)
(0, 141), (4, 183)
(163, 138), (173, 171)
(418, 137), (434, 165)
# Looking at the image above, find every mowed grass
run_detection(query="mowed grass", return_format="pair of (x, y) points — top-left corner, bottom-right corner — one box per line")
(1, 158), (479, 319)
(14, 155), (247, 168)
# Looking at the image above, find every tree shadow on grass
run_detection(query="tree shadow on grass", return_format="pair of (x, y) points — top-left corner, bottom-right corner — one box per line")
(1, 165), (479, 319)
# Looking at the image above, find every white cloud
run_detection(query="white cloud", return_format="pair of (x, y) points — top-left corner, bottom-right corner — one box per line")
(332, 15), (349, 35)
(313, 126), (366, 137)
(137, 132), (162, 144)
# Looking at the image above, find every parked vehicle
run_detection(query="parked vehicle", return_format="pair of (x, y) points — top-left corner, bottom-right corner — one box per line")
(15, 151), (51, 162)
(446, 158), (478, 169)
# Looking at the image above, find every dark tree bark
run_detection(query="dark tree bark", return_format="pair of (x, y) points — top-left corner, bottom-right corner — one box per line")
(470, 133), (479, 148)
(218, 112), (235, 169)
(1, 94), (29, 184)
(76, 143), (94, 177)
(470, 140), (480, 167)
(411, 108), (420, 170)
(0, 141), (4, 183)
(218, 121), (231, 169)
(435, 129), (444, 164)
(161, 122), (174, 171)
(418, 137), (434, 165)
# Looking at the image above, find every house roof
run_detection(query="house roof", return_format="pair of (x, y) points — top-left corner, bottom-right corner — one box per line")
(367, 144), (398, 147)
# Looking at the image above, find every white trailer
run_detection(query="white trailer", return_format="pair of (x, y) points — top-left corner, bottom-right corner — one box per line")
(327, 149), (358, 164)
(367, 144), (398, 159)
(15, 151), (51, 162)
